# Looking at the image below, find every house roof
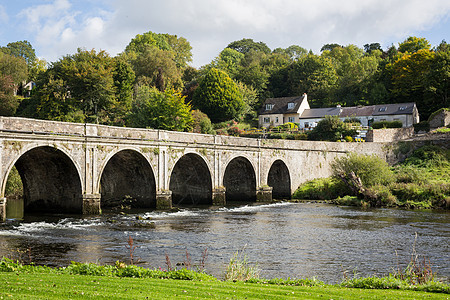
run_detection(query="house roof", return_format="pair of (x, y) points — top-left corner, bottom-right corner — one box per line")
(259, 95), (307, 115)
(372, 103), (416, 116)
(340, 106), (375, 117)
(299, 107), (341, 119)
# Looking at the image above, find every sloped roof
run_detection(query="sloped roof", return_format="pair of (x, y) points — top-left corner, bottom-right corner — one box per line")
(340, 106), (375, 117)
(259, 95), (306, 115)
(373, 103), (416, 116)
(299, 107), (341, 119)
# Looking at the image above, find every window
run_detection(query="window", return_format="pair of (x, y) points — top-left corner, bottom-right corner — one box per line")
(378, 107), (387, 112)
(287, 102), (295, 109)
(288, 117), (295, 122)
(399, 106), (407, 111)
(265, 104), (274, 111)
(263, 117), (270, 123)
(275, 117), (279, 123)
(304, 122), (309, 128)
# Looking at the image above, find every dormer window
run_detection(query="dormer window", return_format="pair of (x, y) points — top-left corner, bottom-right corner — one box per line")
(287, 102), (295, 109)
(266, 104), (274, 111)
(378, 107), (387, 112)
(399, 106), (407, 111)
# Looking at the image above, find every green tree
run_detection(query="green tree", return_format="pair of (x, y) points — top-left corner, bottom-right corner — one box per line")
(192, 68), (244, 123)
(111, 57), (136, 125)
(226, 38), (271, 54)
(320, 43), (342, 52)
(0, 75), (19, 116)
(130, 46), (182, 91)
(1, 40), (36, 67)
(398, 36), (431, 53)
(363, 43), (382, 54)
(269, 54), (337, 106)
(0, 51), (28, 85)
(125, 31), (192, 69)
(308, 115), (354, 141)
(31, 48), (118, 123)
(128, 86), (193, 131)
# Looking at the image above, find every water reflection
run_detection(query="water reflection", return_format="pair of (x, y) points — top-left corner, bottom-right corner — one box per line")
(0, 201), (449, 283)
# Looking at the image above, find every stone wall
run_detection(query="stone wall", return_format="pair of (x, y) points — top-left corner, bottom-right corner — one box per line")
(366, 127), (414, 142)
(429, 110), (450, 129)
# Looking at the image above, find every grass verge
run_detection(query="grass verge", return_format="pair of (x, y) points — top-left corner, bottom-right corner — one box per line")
(0, 272), (448, 300)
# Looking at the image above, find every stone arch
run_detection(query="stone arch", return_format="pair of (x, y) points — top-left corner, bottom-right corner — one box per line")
(99, 149), (156, 209)
(169, 153), (213, 206)
(8, 146), (83, 213)
(268, 159), (291, 199)
(223, 156), (256, 202)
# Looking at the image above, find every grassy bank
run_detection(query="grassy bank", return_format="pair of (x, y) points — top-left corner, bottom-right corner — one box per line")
(293, 145), (450, 209)
(0, 258), (448, 299)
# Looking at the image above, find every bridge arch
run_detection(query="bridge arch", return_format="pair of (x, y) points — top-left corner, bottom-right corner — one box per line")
(169, 152), (213, 206)
(4, 145), (83, 213)
(223, 156), (256, 202)
(99, 149), (156, 209)
(267, 159), (291, 199)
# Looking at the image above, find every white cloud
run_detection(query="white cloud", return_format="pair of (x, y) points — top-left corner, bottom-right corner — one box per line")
(13, 0), (450, 65)
(0, 5), (8, 24)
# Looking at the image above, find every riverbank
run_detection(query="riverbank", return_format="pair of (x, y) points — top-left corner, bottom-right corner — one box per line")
(0, 260), (448, 299)
(293, 144), (450, 209)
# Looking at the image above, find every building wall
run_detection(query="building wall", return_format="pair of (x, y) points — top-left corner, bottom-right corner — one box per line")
(258, 114), (284, 128)
(365, 127), (414, 142)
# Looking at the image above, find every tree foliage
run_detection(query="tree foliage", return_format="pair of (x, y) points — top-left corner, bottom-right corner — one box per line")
(398, 36), (431, 53)
(308, 115), (354, 141)
(128, 86), (193, 131)
(193, 68), (244, 123)
(226, 38), (271, 54)
(331, 153), (393, 188)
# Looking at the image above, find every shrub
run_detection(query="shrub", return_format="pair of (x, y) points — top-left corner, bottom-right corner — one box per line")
(5, 166), (23, 198)
(365, 184), (398, 207)
(413, 121), (430, 132)
(293, 177), (351, 200)
(344, 136), (353, 142)
(403, 145), (449, 168)
(372, 120), (403, 129)
(331, 153), (394, 188)
(308, 115), (351, 142)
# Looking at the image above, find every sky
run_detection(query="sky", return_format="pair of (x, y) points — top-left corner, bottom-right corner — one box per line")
(0, 0), (449, 67)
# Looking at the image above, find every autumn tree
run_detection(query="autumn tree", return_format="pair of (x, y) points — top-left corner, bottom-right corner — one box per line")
(192, 68), (244, 123)
(398, 36), (431, 53)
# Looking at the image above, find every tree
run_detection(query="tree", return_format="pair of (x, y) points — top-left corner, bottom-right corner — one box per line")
(128, 86), (193, 131)
(398, 36), (431, 53)
(320, 43), (342, 52)
(269, 54), (337, 106)
(273, 45), (308, 61)
(31, 48), (118, 124)
(363, 43), (382, 54)
(111, 57), (136, 125)
(0, 75), (19, 116)
(125, 31), (192, 69)
(308, 115), (355, 141)
(0, 52), (28, 85)
(226, 38), (271, 54)
(192, 68), (244, 123)
(130, 46), (182, 91)
(1, 40), (36, 67)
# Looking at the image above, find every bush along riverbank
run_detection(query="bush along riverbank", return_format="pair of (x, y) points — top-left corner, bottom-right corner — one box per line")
(293, 145), (450, 209)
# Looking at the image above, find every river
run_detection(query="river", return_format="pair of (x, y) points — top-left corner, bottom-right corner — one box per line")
(0, 200), (449, 283)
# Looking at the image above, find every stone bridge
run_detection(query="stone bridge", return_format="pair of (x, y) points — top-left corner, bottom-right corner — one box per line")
(0, 117), (390, 221)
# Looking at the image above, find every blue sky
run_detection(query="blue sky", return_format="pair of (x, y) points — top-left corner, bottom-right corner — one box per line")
(1, 0), (449, 67)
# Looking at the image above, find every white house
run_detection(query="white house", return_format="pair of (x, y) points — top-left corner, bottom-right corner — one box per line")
(259, 94), (420, 128)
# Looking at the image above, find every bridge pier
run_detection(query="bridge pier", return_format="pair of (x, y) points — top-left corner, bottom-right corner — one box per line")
(82, 194), (101, 215)
(156, 190), (172, 210)
(0, 197), (5, 221)
(256, 186), (273, 202)
(212, 187), (226, 206)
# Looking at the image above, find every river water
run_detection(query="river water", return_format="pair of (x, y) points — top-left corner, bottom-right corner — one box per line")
(0, 201), (449, 283)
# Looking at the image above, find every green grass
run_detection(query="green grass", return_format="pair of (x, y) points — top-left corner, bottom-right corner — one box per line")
(0, 272), (447, 299)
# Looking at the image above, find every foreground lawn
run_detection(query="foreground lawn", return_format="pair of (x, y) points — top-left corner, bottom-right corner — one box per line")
(0, 272), (447, 299)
